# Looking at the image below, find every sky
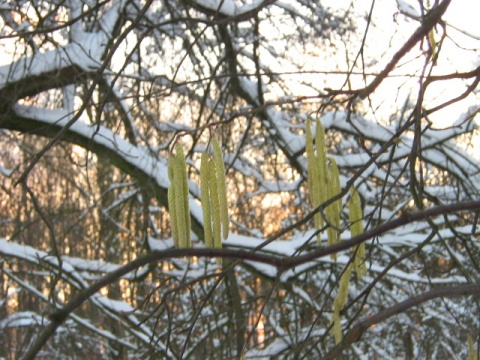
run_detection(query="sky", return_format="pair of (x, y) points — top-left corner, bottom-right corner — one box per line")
(343, 0), (480, 129)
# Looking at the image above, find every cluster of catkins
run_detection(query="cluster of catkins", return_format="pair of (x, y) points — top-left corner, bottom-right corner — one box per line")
(168, 139), (228, 250)
(305, 118), (367, 344)
(168, 120), (368, 344)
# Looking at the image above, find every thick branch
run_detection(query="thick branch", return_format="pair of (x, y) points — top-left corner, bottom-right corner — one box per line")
(1, 107), (204, 238)
(0, 64), (89, 108)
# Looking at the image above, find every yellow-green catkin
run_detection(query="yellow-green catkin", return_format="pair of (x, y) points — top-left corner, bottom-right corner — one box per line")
(176, 144), (191, 248)
(429, 30), (437, 58)
(326, 157), (341, 260)
(331, 263), (352, 344)
(200, 152), (213, 248)
(468, 335), (478, 360)
(208, 156), (222, 249)
(305, 119), (341, 251)
(168, 144), (191, 249)
(212, 139), (229, 240)
(305, 119), (316, 199)
(314, 119), (328, 206)
(178, 144), (192, 248)
(335, 264), (352, 311)
(331, 307), (342, 344)
(349, 187), (366, 278)
(315, 119), (329, 241)
(168, 158), (179, 248)
(306, 119), (323, 243)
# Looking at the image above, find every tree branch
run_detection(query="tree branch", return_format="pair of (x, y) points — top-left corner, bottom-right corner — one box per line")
(322, 284), (480, 360)
(327, 0), (452, 99)
(22, 200), (480, 359)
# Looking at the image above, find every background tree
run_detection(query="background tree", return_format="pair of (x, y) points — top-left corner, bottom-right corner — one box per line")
(1, 0), (479, 359)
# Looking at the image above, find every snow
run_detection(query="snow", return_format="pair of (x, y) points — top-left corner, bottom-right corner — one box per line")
(378, 265), (466, 284)
(0, 164), (12, 176)
(148, 236), (175, 251)
(105, 188), (139, 212)
(0, 237), (45, 262)
(0, 0), (126, 90)
(396, 0), (421, 19)
(0, 238), (90, 288)
(223, 220), (476, 284)
(64, 256), (122, 274)
(321, 111), (395, 143)
(13, 106), (148, 181)
(0, 38), (101, 90)
(68, 315), (137, 349)
(98, 1), (126, 35)
(320, 109), (480, 192)
(194, 0), (236, 15)
(0, 312), (43, 329)
(0, 238), (147, 281)
(224, 233), (307, 256)
(266, 108), (305, 154)
(11, 104), (205, 224)
(94, 294), (135, 314)
(246, 337), (290, 358)
(239, 77), (260, 101)
(192, 0), (268, 17)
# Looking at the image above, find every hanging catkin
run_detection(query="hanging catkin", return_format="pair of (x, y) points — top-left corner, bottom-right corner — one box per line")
(180, 145), (192, 248)
(168, 158), (179, 248)
(468, 335), (478, 360)
(200, 151), (213, 248)
(349, 187), (366, 278)
(326, 157), (341, 260)
(167, 144), (191, 248)
(314, 118), (328, 207)
(208, 155), (222, 249)
(306, 119), (323, 243)
(212, 139), (229, 240)
(331, 307), (342, 344)
(331, 263), (352, 344)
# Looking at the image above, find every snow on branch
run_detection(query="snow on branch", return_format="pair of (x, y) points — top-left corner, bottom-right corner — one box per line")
(8, 104), (205, 235)
(191, 0), (274, 19)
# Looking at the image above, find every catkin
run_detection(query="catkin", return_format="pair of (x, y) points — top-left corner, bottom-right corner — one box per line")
(329, 158), (341, 226)
(349, 187), (367, 278)
(468, 335), (477, 360)
(305, 119), (343, 253)
(332, 308), (342, 344)
(212, 139), (229, 240)
(335, 264), (352, 311)
(168, 144), (191, 249)
(178, 144), (192, 248)
(331, 263), (352, 344)
(175, 145), (189, 248)
(349, 187), (363, 236)
(326, 157), (341, 260)
(306, 119), (323, 242)
(315, 118), (328, 206)
(173, 148), (186, 248)
(209, 157), (222, 249)
(306, 119), (315, 199)
(168, 158), (179, 248)
(314, 119), (329, 240)
(200, 152), (213, 247)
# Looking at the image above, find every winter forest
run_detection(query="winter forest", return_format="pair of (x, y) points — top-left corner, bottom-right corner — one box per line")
(1, 0), (480, 358)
